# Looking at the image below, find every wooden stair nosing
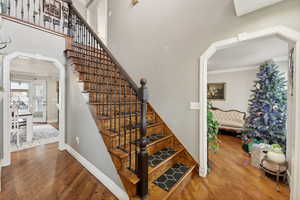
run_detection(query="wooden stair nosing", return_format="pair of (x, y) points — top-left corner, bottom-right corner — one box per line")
(109, 134), (173, 159)
(148, 145), (185, 175)
(100, 121), (163, 137)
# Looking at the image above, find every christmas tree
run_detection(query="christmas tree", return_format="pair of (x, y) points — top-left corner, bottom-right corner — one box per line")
(243, 62), (288, 151)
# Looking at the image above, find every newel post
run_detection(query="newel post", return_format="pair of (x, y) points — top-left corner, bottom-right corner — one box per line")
(137, 78), (149, 199)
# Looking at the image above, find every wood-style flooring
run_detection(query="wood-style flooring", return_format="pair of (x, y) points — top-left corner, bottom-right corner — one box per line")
(177, 134), (290, 200)
(0, 135), (290, 200)
(0, 143), (117, 200)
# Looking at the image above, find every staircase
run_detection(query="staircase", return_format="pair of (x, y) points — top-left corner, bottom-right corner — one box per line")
(1, 0), (198, 199)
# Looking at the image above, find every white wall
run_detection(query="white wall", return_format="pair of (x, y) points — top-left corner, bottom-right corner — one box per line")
(108, 0), (300, 161)
(87, 0), (107, 43)
(0, 18), (126, 196)
(208, 61), (288, 113)
(47, 80), (58, 123)
(208, 69), (256, 113)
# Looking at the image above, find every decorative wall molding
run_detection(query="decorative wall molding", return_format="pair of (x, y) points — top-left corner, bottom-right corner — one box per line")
(65, 144), (129, 200)
(208, 56), (289, 75)
(199, 26), (300, 200)
(1, 51), (66, 166)
(208, 65), (259, 75)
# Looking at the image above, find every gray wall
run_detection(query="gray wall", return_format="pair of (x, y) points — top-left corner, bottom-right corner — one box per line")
(0, 18), (124, 191)
(0, 19), (66, 159)
(66, 69), (124, 189)
(107, 0), (300, 161)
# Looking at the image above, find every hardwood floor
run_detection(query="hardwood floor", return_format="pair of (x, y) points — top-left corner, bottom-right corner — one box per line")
(177, 134), (290, 200)
(0, 143), (116, 200)
(0, 135), (290, 200)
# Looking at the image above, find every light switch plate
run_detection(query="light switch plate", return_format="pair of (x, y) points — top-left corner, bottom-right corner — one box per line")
(190, 102), (200, 110)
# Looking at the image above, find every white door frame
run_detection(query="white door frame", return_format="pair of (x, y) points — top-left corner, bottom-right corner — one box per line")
(1, 51), (66, 167)
(199, 26), (300, 200)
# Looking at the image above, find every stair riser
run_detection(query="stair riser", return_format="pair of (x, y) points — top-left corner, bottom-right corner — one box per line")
(94, 104), (142, 116)
(121, 136), (174, 169)
(71, 43), (106, 54)
(88, 93), (138, 103)
(101, 114), (156, 128)
(149, 151), (185, 183)
(66, 50), (113, 64)
(69, 57), (114, 68)
(75, 65), (121, 78)
(108, 124), (164, 150)
(67, 48), (109, 60)
(81, 81), (133, 93)
(79, 73), (130, 85)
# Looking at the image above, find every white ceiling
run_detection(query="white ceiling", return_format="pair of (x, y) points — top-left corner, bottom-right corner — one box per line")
(10, 58), (59, 79)
(234, 0), (284, 16)
(208, 36), (289, 72)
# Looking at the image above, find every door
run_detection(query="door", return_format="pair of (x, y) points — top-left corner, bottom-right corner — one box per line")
(29, 80), (47, 122)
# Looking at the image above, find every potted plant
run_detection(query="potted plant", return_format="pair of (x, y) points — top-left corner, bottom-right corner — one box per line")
(267, 144), (286, 164)
(207, 102), (220, 172)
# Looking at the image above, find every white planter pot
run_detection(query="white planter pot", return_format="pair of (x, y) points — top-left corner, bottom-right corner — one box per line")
(267, 151), (286, 164)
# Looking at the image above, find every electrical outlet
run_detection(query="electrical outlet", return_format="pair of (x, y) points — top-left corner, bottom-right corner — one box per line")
(75, 137), (80, 145)
(190, 102), (200, 110)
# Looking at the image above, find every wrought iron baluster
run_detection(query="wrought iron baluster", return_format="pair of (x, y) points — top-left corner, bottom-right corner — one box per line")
(135, 94), (138, 172)
(129, 87), (133, 170)
(27, 0), (29, 21)
(33, 0), (36, 23)
(8, 0), (11, 15)
(123, 83), (127, 151)
(38, 0), (41, 25)
(118, 82), (122, 148)
(114, 74), (117, 142)
(109, 66), (113, 131)
(21, 0), (24, 19)
(15, 0), (17, 17)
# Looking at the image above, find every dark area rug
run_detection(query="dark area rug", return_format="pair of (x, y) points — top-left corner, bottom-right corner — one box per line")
(148, 147), (177, 167)
(153, 163), (190, 191)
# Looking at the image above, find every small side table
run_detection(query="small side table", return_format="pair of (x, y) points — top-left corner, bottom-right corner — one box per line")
(260, 155), (288, 191)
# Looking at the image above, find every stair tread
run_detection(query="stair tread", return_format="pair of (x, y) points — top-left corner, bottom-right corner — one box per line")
(89, 101), (142, 105)
(109, 133), (173, 158)
(119, 168), (140, 185)
(99, 111), (154, 120)
(101, 121), (163, 137)
(148, 145), (184, 173)
(131, 163), (196, 200)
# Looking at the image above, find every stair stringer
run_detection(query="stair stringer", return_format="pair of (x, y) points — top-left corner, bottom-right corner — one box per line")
(65, 63), (129, 199)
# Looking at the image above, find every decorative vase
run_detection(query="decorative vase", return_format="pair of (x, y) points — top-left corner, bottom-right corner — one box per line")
(267, 151), (286, 164)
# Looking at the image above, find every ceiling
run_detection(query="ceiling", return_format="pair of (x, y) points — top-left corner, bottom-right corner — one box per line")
(10, 57), (59, 79)
(234, 0), (284, 16)
(208, 36), (289, 72)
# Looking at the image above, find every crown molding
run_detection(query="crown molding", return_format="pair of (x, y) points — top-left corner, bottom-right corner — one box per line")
(208, 56), (289, 75)
(208, 65), (259, 74)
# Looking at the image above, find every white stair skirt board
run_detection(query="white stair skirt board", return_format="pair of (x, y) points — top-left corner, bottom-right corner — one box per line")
(65, 145), (129, 200)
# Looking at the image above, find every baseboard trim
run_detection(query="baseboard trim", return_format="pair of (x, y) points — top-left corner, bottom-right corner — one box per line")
(65, 144), (129, 200)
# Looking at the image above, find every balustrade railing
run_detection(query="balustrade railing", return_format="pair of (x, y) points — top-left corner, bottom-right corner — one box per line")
(0, 0), (70, 34)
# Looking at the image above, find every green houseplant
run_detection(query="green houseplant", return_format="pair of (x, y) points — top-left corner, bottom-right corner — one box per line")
(207, 102), (220, 152)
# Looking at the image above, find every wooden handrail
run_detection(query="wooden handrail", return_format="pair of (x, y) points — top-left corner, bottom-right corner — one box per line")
(67, 2), (140, 95)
